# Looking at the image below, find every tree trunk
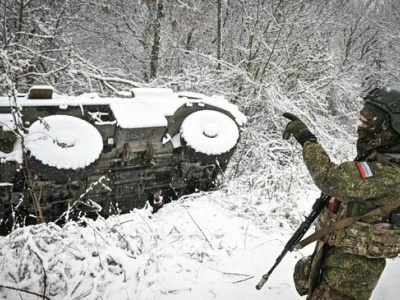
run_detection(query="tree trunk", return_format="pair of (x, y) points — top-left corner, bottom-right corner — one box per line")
(150, 0), (163, 79)
(217, 0), (222, 70)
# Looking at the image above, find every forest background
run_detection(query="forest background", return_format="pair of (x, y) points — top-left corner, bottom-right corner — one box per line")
(2, 0), (400, 183)
(1, 0), (400, 299)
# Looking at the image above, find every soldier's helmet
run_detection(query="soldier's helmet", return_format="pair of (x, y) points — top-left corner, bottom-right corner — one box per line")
(356, 87), (400, 159)
(364, 87), (400, 134)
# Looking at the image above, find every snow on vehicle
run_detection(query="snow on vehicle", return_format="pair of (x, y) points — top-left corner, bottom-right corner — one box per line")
(0, 86), (246, 233)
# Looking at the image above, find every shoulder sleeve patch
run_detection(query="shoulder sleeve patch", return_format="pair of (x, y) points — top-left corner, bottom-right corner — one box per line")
(355, 161), (374, 178)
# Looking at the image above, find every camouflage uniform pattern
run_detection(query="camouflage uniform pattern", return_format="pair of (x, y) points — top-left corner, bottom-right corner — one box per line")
(309, 278), (361, 300)
(316, 207), (400, 258)
(293, 255), (312, 295)
(301, 141), (400, 300)
(308, 247), (385, 300)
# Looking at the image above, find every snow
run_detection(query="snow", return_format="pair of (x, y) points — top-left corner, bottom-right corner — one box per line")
(131, 87), (174, 97)
(0, 138), (22, 164)
(0, 189), (397, 300)
(1, 87), (398, 299)
(0, 191), (306, 300)
(177, 91), (206, 99)
(109, 101), (168, 129)
(25, 115), (103, 169)
(28, 85), (54, 93)
(0, 114), (14, 131)
(180, 110), (240, 155)
(171, 133), (182, 148)
(0, 88), (247, 128)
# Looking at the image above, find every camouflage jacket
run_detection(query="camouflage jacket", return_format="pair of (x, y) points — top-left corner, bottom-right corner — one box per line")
(303, 140), (400, 223)
(302, 141), (398, 298)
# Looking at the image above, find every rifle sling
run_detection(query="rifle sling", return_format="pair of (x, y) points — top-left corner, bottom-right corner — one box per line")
(296, 198), (400, 250)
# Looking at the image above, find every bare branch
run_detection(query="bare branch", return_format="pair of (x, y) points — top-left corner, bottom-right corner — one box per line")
(76, 71), (143, 88)
(0, 285), (50, 300)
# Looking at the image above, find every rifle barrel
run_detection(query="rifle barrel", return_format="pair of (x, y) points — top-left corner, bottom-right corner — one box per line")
(255, 249), (288, 290)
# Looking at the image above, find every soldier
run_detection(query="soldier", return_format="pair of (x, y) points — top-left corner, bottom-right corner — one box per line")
(283, 87), (400, 300)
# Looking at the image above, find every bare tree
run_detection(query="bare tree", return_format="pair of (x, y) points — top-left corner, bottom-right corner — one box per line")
(0, 51), (44, 224)
(217, 0), (222, 70)
(150, 0), (164, 79)
(3, 0), (400, 178)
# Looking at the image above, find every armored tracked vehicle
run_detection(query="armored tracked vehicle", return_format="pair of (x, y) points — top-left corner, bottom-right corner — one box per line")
(0, 86), (246, 233)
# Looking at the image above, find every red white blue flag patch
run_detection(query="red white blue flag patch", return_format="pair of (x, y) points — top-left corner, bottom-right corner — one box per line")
(356, 162), (373, 178)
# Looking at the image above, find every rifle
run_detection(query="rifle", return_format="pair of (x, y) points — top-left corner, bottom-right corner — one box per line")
(255, 193), (331, 290)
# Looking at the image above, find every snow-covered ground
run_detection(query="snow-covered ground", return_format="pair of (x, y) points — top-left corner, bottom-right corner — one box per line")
(0, 186), (398, 300)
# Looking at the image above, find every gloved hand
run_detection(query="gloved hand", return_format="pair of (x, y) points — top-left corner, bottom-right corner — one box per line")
(282, 113), (317, 146)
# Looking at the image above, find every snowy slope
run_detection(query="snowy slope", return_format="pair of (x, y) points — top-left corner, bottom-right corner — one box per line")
(0, 186), (398, 300)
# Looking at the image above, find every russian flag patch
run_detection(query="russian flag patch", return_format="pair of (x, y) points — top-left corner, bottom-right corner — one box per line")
(356, 162), (373, 178)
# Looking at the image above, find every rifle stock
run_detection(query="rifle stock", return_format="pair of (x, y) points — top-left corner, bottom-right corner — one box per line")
(255, 193), (331, 290)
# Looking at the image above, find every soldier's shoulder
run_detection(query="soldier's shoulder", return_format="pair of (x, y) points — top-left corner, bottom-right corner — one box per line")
(338, 159), (399, 181)
(365, 155), (400, 180)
